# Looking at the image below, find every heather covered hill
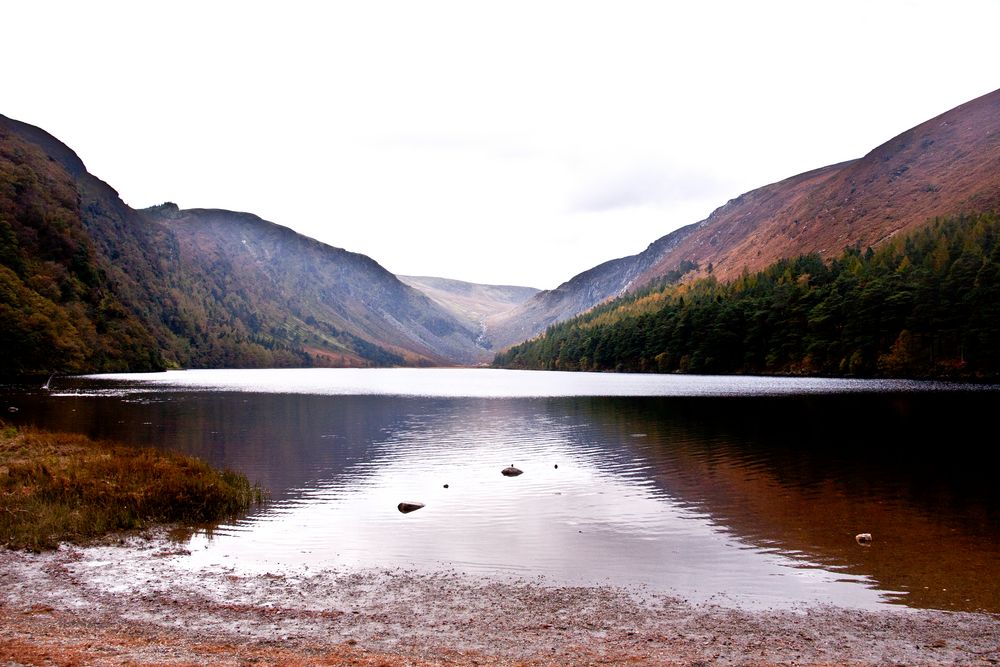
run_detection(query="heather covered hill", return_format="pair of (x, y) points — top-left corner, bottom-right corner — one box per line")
(0, 114), (487, 372)
(633, 86), (1000, 286)
(490, 88), (1000, 350)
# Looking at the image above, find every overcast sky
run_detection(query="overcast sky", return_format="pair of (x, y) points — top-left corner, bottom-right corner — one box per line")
(3, 1), (998, 289)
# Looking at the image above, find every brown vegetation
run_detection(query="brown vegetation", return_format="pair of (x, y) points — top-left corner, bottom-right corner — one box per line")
(2, 112), (487, 374)
(0, 424), (264, 550)
(636, 87), (1000, 284)
(490, 88), (1000, 350)
(0, 118), (164, 375)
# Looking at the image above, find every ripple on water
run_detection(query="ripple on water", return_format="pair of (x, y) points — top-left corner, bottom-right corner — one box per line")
(6, 368), (999, 613)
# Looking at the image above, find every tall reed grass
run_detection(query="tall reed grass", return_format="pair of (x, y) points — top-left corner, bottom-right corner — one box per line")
(1, 424), (265, 550)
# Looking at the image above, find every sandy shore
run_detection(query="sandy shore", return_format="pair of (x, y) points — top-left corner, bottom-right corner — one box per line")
(2, 534), (998, 666)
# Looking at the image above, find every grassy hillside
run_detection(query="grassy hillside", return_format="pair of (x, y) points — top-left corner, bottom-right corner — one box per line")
(494, 213), (1000, 379)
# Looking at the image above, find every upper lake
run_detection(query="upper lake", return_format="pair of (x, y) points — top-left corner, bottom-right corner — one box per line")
(4, 368), (998, 612)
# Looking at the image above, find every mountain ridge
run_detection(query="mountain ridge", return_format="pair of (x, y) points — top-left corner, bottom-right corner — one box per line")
(398, 275), (539, 355)
(1, 113), (489, 373)
(4, 86), (1000, 373)
(488, 87), (1000, 350)
(635, 86), (1000, 285)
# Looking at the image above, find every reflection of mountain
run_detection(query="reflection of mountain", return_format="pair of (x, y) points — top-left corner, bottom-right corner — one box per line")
(7, 387), (419, 500)
(575, 394), (1000, 613)
(8, 382), (998, 611)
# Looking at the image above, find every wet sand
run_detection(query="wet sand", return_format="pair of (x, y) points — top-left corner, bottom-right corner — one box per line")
(2, 534), (999, 666)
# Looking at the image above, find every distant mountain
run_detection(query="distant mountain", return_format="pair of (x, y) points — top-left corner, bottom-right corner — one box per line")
(491, 87), (1000, 350)
(1, 114), (487, 374)
(398, 276), (538, 355)
(484, 228), (696, 351)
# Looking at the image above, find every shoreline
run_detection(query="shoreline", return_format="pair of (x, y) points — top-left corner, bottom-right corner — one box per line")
(2, 534), (998, 666)
(0, 425), (263, 551)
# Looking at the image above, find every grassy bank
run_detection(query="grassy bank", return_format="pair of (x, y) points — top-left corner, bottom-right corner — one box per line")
(0, 424), (264, 550)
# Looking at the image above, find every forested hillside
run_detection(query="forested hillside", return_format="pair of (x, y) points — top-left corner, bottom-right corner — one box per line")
(5, 84), (1000, 377)
(494, 214), (1000, 379)
(487, 88), (1000, 348)
(0, 123), (164, 375)
(1, 113), (487, 376)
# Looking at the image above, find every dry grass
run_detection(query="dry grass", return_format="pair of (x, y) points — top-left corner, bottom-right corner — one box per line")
(0, 424), (264, 550)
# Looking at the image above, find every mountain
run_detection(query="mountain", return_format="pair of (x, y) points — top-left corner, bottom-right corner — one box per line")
(397, 276), (539, 355)
(1, 116), (164, 375)
(137, 204), (488, 366)
(5, 86), (998, 374)
(494, 212), (1000, 378)
(491, 87), (1000, 350)
(1, 113), (487, 374)
(484, 228), (697, 350)
(634, 87), (1000, 285)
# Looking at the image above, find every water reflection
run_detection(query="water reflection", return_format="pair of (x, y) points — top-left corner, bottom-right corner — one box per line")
(2, 373), (998, 612)
(580, 395), (1000, 612)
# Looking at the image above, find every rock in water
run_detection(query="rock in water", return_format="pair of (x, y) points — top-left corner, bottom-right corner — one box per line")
(855, 532), (873, 546)
(501, 465), (523, 477)
(398, 501), (425, 514)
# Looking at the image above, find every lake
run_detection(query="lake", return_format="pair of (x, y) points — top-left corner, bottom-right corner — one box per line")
(3, 368), (999, 612)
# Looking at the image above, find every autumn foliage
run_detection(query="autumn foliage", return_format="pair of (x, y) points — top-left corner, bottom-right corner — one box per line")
(495, 213), (1000, 379)
(0, 126), (164, 376)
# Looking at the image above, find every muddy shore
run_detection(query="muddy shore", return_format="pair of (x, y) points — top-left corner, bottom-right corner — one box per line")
(2, 535), (998, 666)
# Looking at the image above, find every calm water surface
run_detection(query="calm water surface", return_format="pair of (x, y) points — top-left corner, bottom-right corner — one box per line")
(4, 369), (998, 612)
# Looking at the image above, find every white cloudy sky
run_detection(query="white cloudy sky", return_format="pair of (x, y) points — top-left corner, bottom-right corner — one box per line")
(3, 1), (998, 288)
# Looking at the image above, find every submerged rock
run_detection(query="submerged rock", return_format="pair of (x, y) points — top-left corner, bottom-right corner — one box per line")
(501, 465), (523, 477)
(397, 501), (425, 514)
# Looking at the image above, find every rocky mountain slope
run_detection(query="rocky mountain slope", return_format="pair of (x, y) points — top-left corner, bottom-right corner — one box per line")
(1, 114), (487, 373)
(398, 276), (538, 355)
(490, 87), (1000, 350)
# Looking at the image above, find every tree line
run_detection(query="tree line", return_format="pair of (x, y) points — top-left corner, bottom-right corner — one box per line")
(494, 213), (1000, 379)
